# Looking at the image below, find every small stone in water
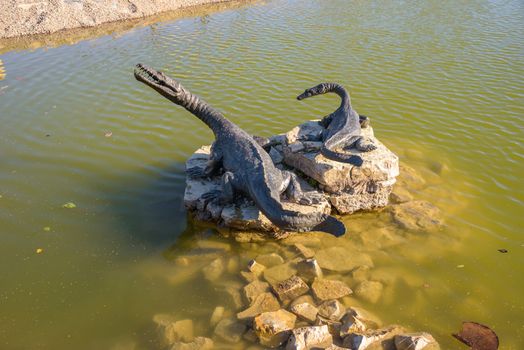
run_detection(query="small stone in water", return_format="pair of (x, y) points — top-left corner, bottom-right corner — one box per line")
(296, 258), (323, 282)
(395, 332), (440, 350)
(292, 243), (315, 259)
(171, 337), (214, 350)
(497, 249), (508, 253)
(62, 202), (76, 209)
(286, 325), (333, 350)
(104, 131), (113, 137)
(43, 226), (51, 232)
(247, 259), (266, 276)
(290, 302), (318, 323)
(243, 280), (270, 303)
(210, 306), (225, 327)
(36, 248), (44, 254)
(236, 292), (280, 321)
(254, 309), (296, 347)
(311, 279), (352, 301)
(202, 258), (224, 282)
(214, 317), (246, 343)
(317, 300), (346, 321)
(272, 276), (310, 302)
(255, 253), (285, 267)
(354, 280), (383, 304)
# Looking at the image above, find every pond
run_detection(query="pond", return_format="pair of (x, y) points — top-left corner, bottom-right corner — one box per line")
(0, 0), (523, 349)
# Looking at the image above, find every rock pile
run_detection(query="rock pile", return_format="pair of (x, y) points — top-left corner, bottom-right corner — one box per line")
(152, 239), (440, 350)
(184, 120), (399, 235)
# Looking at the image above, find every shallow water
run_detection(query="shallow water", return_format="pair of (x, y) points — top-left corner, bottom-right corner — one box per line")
(1, 0), (523, 349)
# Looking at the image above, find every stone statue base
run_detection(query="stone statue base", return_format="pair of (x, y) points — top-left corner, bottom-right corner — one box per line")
(184, 121), (399, 236)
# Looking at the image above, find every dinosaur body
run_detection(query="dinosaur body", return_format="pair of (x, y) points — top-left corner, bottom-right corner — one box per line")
(297, 83), (376, 166)
(134, 64), (345, 236)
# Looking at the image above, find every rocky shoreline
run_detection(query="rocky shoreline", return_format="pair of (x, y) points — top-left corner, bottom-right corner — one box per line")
(0, 0), (251, 39)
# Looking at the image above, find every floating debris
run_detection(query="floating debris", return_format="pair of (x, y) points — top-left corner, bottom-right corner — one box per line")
(497, 249), (508, 253)
(453, 321), (499, 350)
(62, 202), (77, 209)
(43, 227), (51, 232)
(36, 248), (44, 254)
(104, 131), (113, 137)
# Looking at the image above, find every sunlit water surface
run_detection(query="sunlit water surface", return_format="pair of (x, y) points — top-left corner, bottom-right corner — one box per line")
(1, 0), (523, 349)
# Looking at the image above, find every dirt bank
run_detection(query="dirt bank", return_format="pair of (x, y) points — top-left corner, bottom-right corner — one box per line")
(0, 0), (248, 39)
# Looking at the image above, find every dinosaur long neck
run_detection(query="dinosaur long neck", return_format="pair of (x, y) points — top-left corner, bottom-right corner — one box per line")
(323, 83), (351, 110)
(172, 81), (231, 136)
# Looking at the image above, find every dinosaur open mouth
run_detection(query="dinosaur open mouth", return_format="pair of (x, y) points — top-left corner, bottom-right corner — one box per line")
(134, 63), (163, 86)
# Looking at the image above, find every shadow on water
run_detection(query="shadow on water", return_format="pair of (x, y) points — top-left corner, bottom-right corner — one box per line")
(99, 161), (191, 249)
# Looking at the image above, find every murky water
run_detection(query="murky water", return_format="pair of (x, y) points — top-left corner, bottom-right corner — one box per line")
(1, 0), (523, 349)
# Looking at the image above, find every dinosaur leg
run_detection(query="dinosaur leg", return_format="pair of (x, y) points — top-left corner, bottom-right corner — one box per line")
(320, 113), (334, 128)
(187, 143), (223, 178)
(200, 171), (236, 205)
(354, 136), (377, 152)
(281, 170), (321, 205)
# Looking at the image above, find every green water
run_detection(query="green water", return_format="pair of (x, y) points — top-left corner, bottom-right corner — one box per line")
(1, 0), (523, 349)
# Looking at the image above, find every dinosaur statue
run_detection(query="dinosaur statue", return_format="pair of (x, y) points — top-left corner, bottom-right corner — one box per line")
(134, 64), (345, 237)
(297, 83), (377, 166)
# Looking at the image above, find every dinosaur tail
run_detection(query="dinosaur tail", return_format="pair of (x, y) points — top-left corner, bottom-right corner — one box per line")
(134, 63), (230, 135)
(249, 185), (346, 237)
(320, 145), (363, 166)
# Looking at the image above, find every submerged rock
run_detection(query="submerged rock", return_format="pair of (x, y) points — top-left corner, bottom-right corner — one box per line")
(318, 300), (346, 321)
(170, 337), (214, 350)
(297, 258), (323, 282)
(286, 325), (333, 350)
(391, 200), (444, 232)
(237, 292), (280, 321)
(311, 279), (352, 301)
(354, 280), (384, 304)
(243, 280), (270, 304)
(254, 309), (297, 347)
(344, 325), (406, 350)
(153, 315), (194, 345)
(315, 247), (373, 272)
(214, 317), (247, 343)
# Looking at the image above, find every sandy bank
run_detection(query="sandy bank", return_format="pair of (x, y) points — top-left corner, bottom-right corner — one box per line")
(1, 0), (249, 39)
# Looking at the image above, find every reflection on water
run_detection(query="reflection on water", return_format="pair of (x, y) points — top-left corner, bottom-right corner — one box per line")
(0, 0), (523, 349)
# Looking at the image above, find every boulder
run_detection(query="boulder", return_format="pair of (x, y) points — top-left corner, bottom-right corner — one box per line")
(253, 309), (297, 347)
(202, 258), (224, 282)
(255, 253), (285, 267)
(272, 276), (310, 302)
(340, 307), (382, 338)
(286, 325), (333, 350)
(237, 292), (280, 321)
(311, 279), (352, 301)
(395, 333), (440, 350)
(290, 302), (319, 323)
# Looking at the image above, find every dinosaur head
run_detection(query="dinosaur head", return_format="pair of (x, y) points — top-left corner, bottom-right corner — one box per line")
(134, 63), (184, 104)
(296, 83), (328, 100)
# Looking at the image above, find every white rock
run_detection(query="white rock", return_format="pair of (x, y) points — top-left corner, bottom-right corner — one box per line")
(286, 325), (333, 350)
(394, 332), (440, 350)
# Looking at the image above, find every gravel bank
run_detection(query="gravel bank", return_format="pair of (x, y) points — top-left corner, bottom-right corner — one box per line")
(1, 0), (247, 39)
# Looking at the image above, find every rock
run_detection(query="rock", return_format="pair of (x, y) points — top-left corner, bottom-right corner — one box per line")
(254, 309), (297, 347)
(210, 306), (225, 327)
(285, 121), (324, 144)
(170, 337), (214, 350)
(227, 256), (240, 274)
(340, 307), (382, 338)
(318, 300), (346, 321)
(237, 292), (280, 320)
(343, 325), (406, 350)
(263, 262), (297, 285)
(329, 183), (393, 214)
(290, 294), (316, 307)
(214, 318), (247, 343)
(311, 279), (352, 301)
(395, 333), (440, 350)
(352, 266), (371, 283)
(247, 260), (267, 276)
(389, 186), (413, 204)
(286, 325), (333, 350)
(354, 281), (384, 304)
(297, 258), (323, 282)
(290, 302), (319, 323)
(255, 253), (285, 267)
(243, 329), (258, 343)
(222, 284), (245, 311)
(314, 316), (342, 341)
(270, 147), (284, 164)
(292, 243), (315, 258)
(203, 258), (224, 282)
(315, 247), (373, 272)
(397, 164), (426, 190)
(390, 201), (444, 232)
(325, 345), (350, 350)
(283, 125), (398, 194)
(272, 276), (310, 302)
(195, 240), (231, 252)
(240, 271), (258, 283)
(153, 315), (194, 345)
(243, 280), (270, 304)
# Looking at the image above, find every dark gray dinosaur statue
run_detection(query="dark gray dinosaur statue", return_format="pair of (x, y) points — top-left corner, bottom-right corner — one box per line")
(297, 83), (377, 166)
(134, 64), (345, 237)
